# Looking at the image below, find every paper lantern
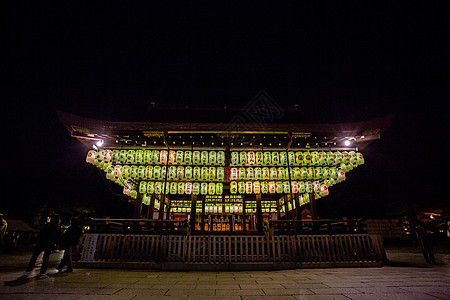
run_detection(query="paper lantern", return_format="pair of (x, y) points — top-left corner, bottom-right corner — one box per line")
(130, 166), (138, 179)
(298, 181), (305, 193)
(201, 151), (209, 165)
(216, 183), (223, 195)
(138, 165), (146, 179)
(268, 181), (276, 193)
(178, 182), (185, 194)
(261, 181), (269, 194)
(96, 150), (103, 162)
(333, 151), (342, 164)
(152, 165), (160, 179)
(230, 167), (238, 180)
(254, 167), (262, 179)
(291, 181), (299, 194)
(295, 151), (303, 165)
(357, 152), (365, 165)
(276, 181), (283, 193)
(130, 190), (137, 199)
(193, 182), (200, 195)
(177, 166), (185, 180)
(322, 167), (329, 178)
(314, 167), (323, 179)
(256, 152), (264, 165)
(168, 166), (177, 180)
(147, 182), (154, 194)
(184, 166), (192, 179)
(288, 151), (296, 166)
(184, 151), (192, 164)
(238, 167), (246, 180)
(305, 181), (313, 193)
(126, 150), (135, 163)
(122, 165), (130, 178)
(312, 181), (320, 193)
(106, 165), (114, 180)
(277, 167), (285, 180)
(134, 150), (142, 164)
(307, 167), (314, 180)
(272, 152), (280, 165)
(310, 151), (319, 165)
(142, 194), (150, 206)
(299, 167), (307, 180)
(185, 182), (193, 194)
(283, 181), (290, 194)
(245, 181), (253, 194)
(111, 150), (120, 163)
(161, 166), (167, 178)
(269, 167), (278, 180)
(123, 183), (133, 196)
(118, 150), (126, 164)
(280, 152), (287, 166)
(253, 181), (261, 194)
(104, 150), (112, 162)
(143, 150), (151, 164)
(209, 167), (216, 180)
(337, 169), (346, 182)
(217, 151), (225, 165)
(230, 181), (238, 194)
(139, 181), (147, 194)
(86, 150), (96, 164)
(340, 163), (349, 172)
(217, 167), (224, 180)
(193, 151), (201, 164)
(348, 151), (356, 165)
(114, 165), (123, 178)
(151, 150), (159, 164)
(292, 167), (300, 179)
(154, 181), (162, 194)
(169, 182), (177, 194)
(159, 150), (168, 164)
(201, 182), (208, 195)
(201, 167), (208, 180)
(320, 184), (329, 197)
(301, 152), (310, 165)
(262, 167), (270, 180)
(326, 151), (334, 165)
(247, 151), (256, 165)
(246, 167), (254, 180)
(238, 181), (245, 194)
(239, 151), (247, 165)
(342, 151), (350, 164)
(209, 151), (217, 165)
(193, 166), (201, 180)
(329, 167), (338, 180)
(263, 151), (271, 165)
(231, 152), (239, 166)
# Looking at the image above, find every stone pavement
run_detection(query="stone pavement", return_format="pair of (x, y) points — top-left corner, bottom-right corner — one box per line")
(0, 246), (449, 299)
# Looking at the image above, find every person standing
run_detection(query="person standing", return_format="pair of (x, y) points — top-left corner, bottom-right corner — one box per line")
(25, 214), (61, 276)
(57, 217), (83, 273)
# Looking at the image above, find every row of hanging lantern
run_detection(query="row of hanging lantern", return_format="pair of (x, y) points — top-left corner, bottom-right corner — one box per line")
(132, 181), (225, 196)
(87, 149), (364, 167)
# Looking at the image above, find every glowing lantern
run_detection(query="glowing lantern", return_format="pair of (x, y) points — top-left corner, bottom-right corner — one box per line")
(184, 166), (192, 179)
(122, 165), (130, 178)
(139, 181), (147, 194)
(159, 150), (168, 164)
(176, 151), (184, 164)
(177, 166), (184, 180)
(318, 151), (326, 165)
(147, 182), (154, 194)
(130, 190), (137, 199)
(134, 150), (143, 164)
(295, 151), (303, 165)
(349, 151), (356, 165)
(277, 167), (285, 180)
(185, 182), (193, 194)
(184, 151), (192, 164)
(238, 181), (245, 194)
(262, 167), (270, 180)
(130, 166), (138, 179)
(209, 151), (217, 165)
(192, 151), (201, 164)
(177, 182), (185, 194)
(307, 167), (314, 180)
(216, 183), (223, 195)
(230, 181), (238, 194)
(201, 167), (208, 180)
(106, 165), (114, 180)
(246, 167), (254, 180)
(322, 167), (329, 178)
(117, 150), (126, 164)
(168, 166), (176, 180)
(151, 150), (159, 164)
(320, 184), (329, 197)
(247, 151), (256, 165)
(245, 181), (253, 194)
(86, 150), (96, 164)
(239, 151), (247, 165)
(193, 166), (201, 180)
(143, 150), (151, 164)
(303, 151), (311, 165)
(138, 165), (146, 179)
(111, 150), (120, 163)
(193, 182), (200, 195)
(154, 181), (162, 194)
(123, 183), (133, 196)
(170, 182), (177, 194)
(280, 152), (287, 165)
(104, 150), (112, 162)
(329, 167), (338, 180)
(217, 167), (224, 180)
(293, 167), (300, 179)
(142, 194), (150, 206)
(256, 152), (264, 165)
(276, 181), (283, 193)
(338, 169), (346, 182)
(340, 163), (349, 172)
(269, 167), (277, 180)
(238, 167), (246, 180)
(305, 181), (313, 193)
(209, 167), (216, 180)
(272, 152), (280, 165)
(201, 182), (208, 195)
(315, 167), (323, 179)
(310, 151), (318, 165)
(217, 151), (225, 165)
(291, 181), (299, 193)
(231, 152), (239, 166)
(201, 151), (209, 165)
(263, 151), (271, 165)
(333, 151), (342, 164)
(300, 167), (308, 179)
(253, 181), (261, 194)
(283, 181), (290, 194)
(312, 181), (320, 193)
(114, 165), (123, 178)
(153, 166), (161, 179)
(288, 151), (296, 166)
(268, 181), (276, 193)
(356, 152), (364, 165)
(326, 151), (334, 165)
(126, 150), (135, 163)
(261, 181), (268, 194)
(254, 167), (262, 179)
(96, 150), (103, 162)
(298, 181), (305, 193)
(342, 151), (350, 164)
(230, 167), (238, 180)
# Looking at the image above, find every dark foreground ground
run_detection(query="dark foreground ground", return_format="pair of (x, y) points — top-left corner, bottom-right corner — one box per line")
(0, 241), (449, 299)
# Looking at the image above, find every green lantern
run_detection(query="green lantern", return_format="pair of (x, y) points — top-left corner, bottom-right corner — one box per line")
(159, 150), (168, 164)
(322, 167), (329, 178)
(217, 167), (224, 181)
(184, 151), (192, 165)
(176, 150), (184, 164)
(303, 151), (311, 165)
(193, 166), (201, 180)
(178, 182), (185, 194)
(216, 183), (223, 195)
(135, 150), (143, 164)
(276, 181), (283, 193)
(342, 151), (349, 164)
(151, 150), (159, 164)
(340, 163), (348, 172)
(122, 165), (131, 178)
(193, 182), (200, 195)
(184, 166), (192, 179)
(238, 167), (246, 180)
(270, 167), (278, 180)
(170, 182), (177, 194)
(201, 182), (208, 195)
(311, 151), (319, 165)
(201, 151), (209, 165)
(155, 181), (162, 194)
(305, 181), (313, 193)
(278, 167), (285, 180)
(142, 194), (150, 206)
(139, 181), (147, 194)
(177, 166), (185, 180)
(268, 181), (276, 193)
(231, 152), (239, 166)
(329, 167), (338, 180)
(280, 152), (287, 165)
(288, 151), (296, 166)
(300, 167), (308, 180)
(262, 167), (270, 180)
(333, 151), (342, 164)
(86, 150), (96, 164)
(314, 167), (323, 179)
(209, 167), (216, 180)
(209, 151), (217, 165)
(201, 167), (208, 180)
(272, 152), (280, 165)
(318, 151), (326, 165)
(263, 151), (271, 165)
(126, 150), (135, 164)
(254, 167), (262, 180)
(119, 150), (127, 163)
(193, 151), (201, 165)
(326, 151), (334, 165)
(238, 181), (245, 194)
(247, 151), (256, 165)
(261, 181), (269, 194)
(246, 167), (254, 180)
(130, 165), (138, 179)
(111, 150), (120, 163)
(295, 151), (303, 165)
(239, 151), (247, 165)
(298, 181), (305, 193)
(292, 167), (300, 179)
(256, 152), (264, 165)
(143, 150), (151, 164)
(153, 165), (161, 179)
(230, 181), (238, 194)
(349, 151), (356, 165)
(230, 167), (238, 180)
(168, 166), (177, 180)
(356, 152), (364, 165)
(217, 151), (225, 165)
(307, 167), (314, 180)
(161, 165), (168, 178)
(138, 165), (146, 179)
(185, 182), (192, 195)
(147, 181), (154, 194)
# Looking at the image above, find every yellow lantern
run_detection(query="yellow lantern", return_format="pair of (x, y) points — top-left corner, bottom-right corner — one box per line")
(122, 165), (130, 178)
(178, 182), (185, 194)
(298, 181), (305, 193)
(231, 152), (239, 166)
(263, 151), (271, 165)
(246, 167), (254, 180)
(135, 150), (143, 164)
(238, 181), (245, 194)
(192, 151), (201, 164)
(147, 182), (154, 194)
(154, 181), (162, 194)
(272, 152), (280, 165)
(201, 167), (208, 180)
(288, 151), (296, 166)
(170, 182), (177, 194)
(184, 166), (192, 179)
(208, 167), (216, 180)
(230, 181), (238, 194)
(151, 150), (159, 164)
(303, 151), (311, 165)
(311, 151), (319, 165)
(185, 182), (193, 194)
(239, 151), (247, 165)
(193, 166), (201, 180)
(247, 151), (256, 165)
(349, 151), (357, 166)
(261, 181), (269, 194)
(238, 167), (246, 180)
(111, 150), (120, 163)
(217, 167), (224, 180)
(153, 165), (161, 179)
(277, 167), (285, 180)
(106, 165), (114, 180)
(295, 151), (303, 165)
(139, 181), (147, 194)
(326, 151), (334, 165)
(270, 167), (278, 180)
(268, 181), (276, 193)
(184, 150), (192, 164)
(329, 167), (338, 180)
(318, 151), (326, 165)
(216, 183), (223, 195)
(254, 167), (262, 179)
(142, 194), (150, 206)
(256, 152), (264, 165)
(177, 166), (184, 180)
(175, 150), (183, 164)
(322, 167), (329, 178)
(159, 150), (168, 164)
(357, 152), (365, 165)
(127, 150), (135, 164)
(276, 181), (283, 193)
(118, 150), (126, 164)
(342, 151), (350, 164)
(217, 151), (225, 165)
(114, 165), (123, 178)
(280, 151), (287, 165)
(168, 166), (177, 180)
(138, 165), (146, 179)
(143, 150), (151, 164)
(201, 151), (209, 165)
(130, 165), (138, 179)
(208, 182), (215, 195)
(314, 167), (323, 179)
(307, 167), (314, 180)
(193, 182), (200, 195)
(201, 182), (208, 195)
(305, 181), (313, 193)
(333, 151), (342, 164)
(293, 167), (300, 179)
(209, 151), (217, 165)
(245, 181), (253, 194)
(253, 181), (261, 194)
(262, 167), (270, 180)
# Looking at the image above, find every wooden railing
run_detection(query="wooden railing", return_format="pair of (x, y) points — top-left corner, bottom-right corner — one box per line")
(77, 233), (385, 268)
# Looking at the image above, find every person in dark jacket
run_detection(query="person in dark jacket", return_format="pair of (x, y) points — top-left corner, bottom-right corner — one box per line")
(57, 217), (83, 273)
(25, 214), (61, 276)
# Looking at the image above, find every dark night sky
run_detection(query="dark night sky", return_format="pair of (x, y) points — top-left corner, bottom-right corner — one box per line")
(4, 2), (449, 222)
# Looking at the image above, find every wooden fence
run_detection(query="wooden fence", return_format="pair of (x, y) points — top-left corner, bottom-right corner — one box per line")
(76, 233), (385, 269)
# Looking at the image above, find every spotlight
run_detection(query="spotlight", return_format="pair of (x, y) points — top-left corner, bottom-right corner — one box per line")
(344, 140), (351, 147)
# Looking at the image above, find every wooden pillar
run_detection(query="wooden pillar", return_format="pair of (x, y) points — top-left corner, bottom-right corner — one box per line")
(200, 195), (206, 231)
(147, 193), (155, 219)
(134, 189), (143, 218)
(294, 194), (301, 220)
(309, 192), (318, 220)
(256, 193), (263, 233)
(190, 194), (197, 231)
